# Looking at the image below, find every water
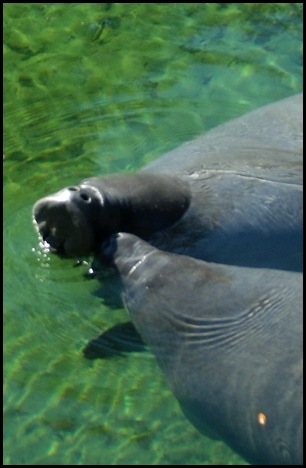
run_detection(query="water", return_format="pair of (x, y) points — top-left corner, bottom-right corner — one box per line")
(3, 3), (303, 465)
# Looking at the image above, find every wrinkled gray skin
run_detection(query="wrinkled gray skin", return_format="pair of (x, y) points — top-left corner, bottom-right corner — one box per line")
(33, 94), (303, 465)
(101, 232), (302, 465)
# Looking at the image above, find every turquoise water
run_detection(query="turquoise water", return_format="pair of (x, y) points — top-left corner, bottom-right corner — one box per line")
(4, 3), (303, 465)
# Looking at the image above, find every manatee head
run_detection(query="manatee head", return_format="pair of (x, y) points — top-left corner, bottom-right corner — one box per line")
(33, 184), (113, 257)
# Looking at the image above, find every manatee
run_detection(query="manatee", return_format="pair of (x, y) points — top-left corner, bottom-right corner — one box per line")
(32, 93), (303, 465)
(33, 94), (303, 271)
(99, 232), (303, 466)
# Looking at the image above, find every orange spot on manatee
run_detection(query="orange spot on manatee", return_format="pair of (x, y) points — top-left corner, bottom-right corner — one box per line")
(258, 412), (267, 425)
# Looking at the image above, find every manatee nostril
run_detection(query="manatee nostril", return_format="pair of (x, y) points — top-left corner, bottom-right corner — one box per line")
(80, 191), (91, 203)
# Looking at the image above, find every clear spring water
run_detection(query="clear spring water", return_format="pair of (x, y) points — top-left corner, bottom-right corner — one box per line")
(4, 3), (303, 465)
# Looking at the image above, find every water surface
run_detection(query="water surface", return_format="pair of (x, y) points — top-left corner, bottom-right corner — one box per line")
(4, 3), (303, 465)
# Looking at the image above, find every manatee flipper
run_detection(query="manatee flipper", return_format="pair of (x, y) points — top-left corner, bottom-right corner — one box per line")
(100, 233), (303, 466)
(83, 321), (146, 359)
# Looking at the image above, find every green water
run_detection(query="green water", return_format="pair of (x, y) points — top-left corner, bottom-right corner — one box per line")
(4, 3), (303, 465)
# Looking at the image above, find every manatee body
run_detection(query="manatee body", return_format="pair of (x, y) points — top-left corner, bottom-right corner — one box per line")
(100, 232), (303, 466)
(33, 94), (302, 270)
(32, 94), (303, 465)
(140, 93), (303, 271)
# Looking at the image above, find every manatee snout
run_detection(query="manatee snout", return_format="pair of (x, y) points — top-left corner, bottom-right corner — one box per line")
(33, 185), (99, 256)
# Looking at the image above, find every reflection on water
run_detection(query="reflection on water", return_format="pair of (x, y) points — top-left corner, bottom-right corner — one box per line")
(4, 3), (302, 465)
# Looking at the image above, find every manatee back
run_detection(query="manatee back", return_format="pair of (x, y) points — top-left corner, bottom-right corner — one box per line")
(111, 235), (303, 465)
(142, 94), (303, 185)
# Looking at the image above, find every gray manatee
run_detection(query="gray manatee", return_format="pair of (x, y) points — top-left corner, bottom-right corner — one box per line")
(99, 232), (303, 466)
(32, 93), (303, 465)
(33, 94), (302, 271)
